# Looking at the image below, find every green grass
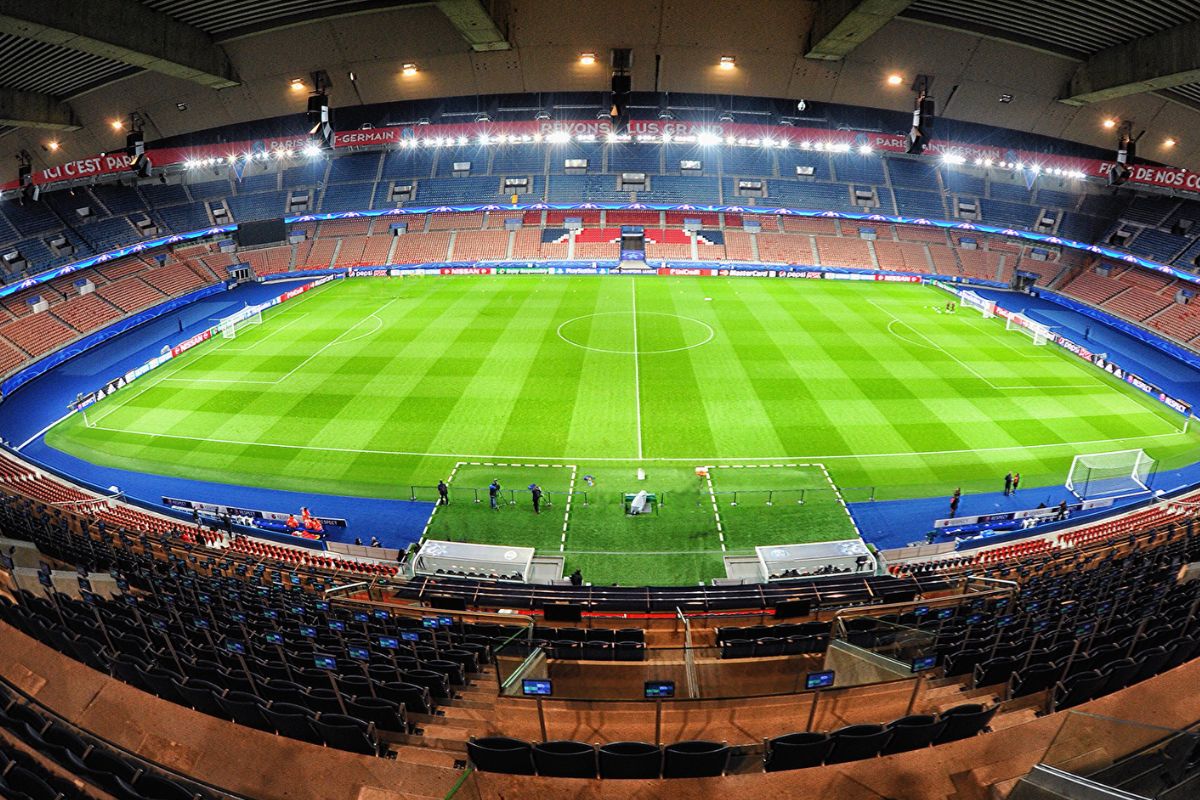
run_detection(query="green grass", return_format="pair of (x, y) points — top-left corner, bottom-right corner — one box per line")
(46, 275), (1200, 584)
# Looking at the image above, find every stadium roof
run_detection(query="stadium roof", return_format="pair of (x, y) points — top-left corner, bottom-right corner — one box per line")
(0, 0), (1198, 176)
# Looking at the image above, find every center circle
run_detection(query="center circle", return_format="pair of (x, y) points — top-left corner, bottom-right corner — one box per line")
(556, 312), (715, 355)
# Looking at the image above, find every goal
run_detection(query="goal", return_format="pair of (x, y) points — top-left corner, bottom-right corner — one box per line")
(1065, 449), (1156, 499)
(1006, 312), (1052, 346)
(959, 290), (995, 319)
(219, 307), (262, 339)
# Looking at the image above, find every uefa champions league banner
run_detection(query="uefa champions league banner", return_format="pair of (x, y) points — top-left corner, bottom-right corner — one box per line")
(73, 275), (336, 412)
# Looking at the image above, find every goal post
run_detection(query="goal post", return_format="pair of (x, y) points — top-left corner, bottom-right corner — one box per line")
(219, 306), (263, 339)
(1005, 312), (1051, 346)
(959, 290), (995, 319)
(1065, 449), (1156, 499)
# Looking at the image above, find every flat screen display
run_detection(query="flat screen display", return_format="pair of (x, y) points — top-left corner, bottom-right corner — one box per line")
(805, 671), (835, 690)
(234, 218), (287, 248)
(644, 681), (675, 698)
(522, 679), (552, 696)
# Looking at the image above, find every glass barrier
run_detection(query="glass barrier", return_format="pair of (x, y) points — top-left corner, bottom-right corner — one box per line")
(494, 641), (925, 709)
(834, 617), (936, 667)
(493, 626), (539, 693)
(1041, 711), (1185, 780)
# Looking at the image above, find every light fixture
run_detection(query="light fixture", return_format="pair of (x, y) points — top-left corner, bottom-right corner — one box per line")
(110, 119), (124, 131)
(46, 141), (60, 152)
(579, 52), (596, 66)
(302, 142), (324, 158)
(1164, 137), (1177, 148)
(887, 74), (903, 86)
(1103, 118), (1117, 129)
(347, 71), (357, 82)
(401, 63), (418, 76)
(289, 78), (305, 92)
(175, 102), (188, 111)
(719, 55), (736, 70)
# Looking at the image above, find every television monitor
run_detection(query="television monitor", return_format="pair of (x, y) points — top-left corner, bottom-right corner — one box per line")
(774, 598), (813, 619)
(522, 679), (553, 696)
(400, 632), (420, 642)
(234, 218), (287, 248)
(353, 612), (369, 623)
(313, 655), (337, 670)
(378, 636), (399, 649)
(348, 646), (370, 661)
(328, 620), (346, 632)
(225, 639), (246, 654)
(911, 655), (937, 673)
(264, 632), (283, 645)
(299, 626), (316, 638)
(644, 681), (675, 699)
(431, 595), (468, 612)
(805, 671), (835, 690)
(192, 617), (210, 630)
(543, 603), (583, 623)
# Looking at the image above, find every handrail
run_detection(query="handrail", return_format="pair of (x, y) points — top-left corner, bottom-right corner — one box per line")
(442, 765), (476, 799)
(677, 606), (699, 698)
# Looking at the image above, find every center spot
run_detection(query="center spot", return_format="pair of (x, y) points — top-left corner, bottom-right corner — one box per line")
(556, 312), (715, 355)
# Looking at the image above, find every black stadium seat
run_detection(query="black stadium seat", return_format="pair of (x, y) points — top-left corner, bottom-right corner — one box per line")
(468, 736), (536, 775)
(662, 740), (730, 778)
(764, 732), (831, 771)
(532, 740), (597, 778)
(598, 741), (662, 779)
(825, 724), (891, 764)
(935, 704), (998, 743)
(882, 714), (947, 754)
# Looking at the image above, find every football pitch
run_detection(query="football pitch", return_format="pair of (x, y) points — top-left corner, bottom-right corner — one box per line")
(47, 275), (1199, 584)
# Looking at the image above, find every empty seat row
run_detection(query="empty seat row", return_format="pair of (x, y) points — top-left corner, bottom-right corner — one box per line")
(469, 737), (731, 779)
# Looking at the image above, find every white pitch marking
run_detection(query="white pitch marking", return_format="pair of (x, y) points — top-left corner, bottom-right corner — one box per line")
(561, 464), (577, 552)
(82, 278), (342, 428)
(871, 299), (1115, 392)
(703, 469), (726, 551)
(631, 279), (644, 460)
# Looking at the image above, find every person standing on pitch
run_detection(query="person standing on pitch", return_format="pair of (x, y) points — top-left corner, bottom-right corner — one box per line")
(530, 484), (543, 514)
(1004, 472), (1013, 496)
(949, 489), (961, 517)
(437, 480), (449, 506)
(489, 479), (501, 510)
(1013, 472), (1021, 493)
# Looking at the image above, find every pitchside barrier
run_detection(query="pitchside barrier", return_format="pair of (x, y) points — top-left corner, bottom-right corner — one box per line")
(409, 485), (588, 506)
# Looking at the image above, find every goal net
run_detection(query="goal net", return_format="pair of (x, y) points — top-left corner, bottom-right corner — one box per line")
(959, 290), (995, 319)
(1006, 312), (1052, 346)
(1065, 449), (1156, 499)
(219, 307), (263, 339)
